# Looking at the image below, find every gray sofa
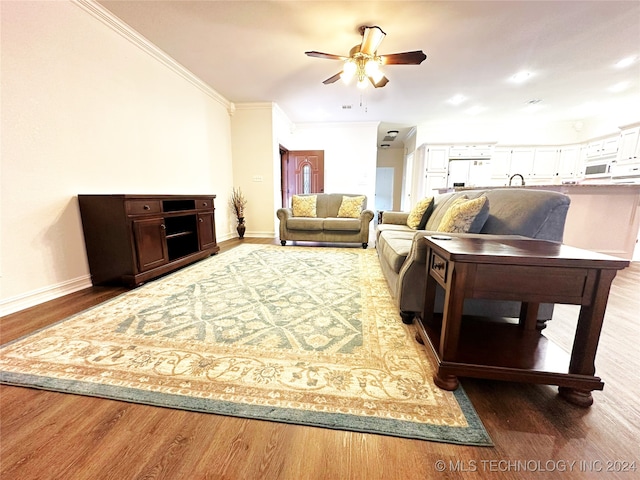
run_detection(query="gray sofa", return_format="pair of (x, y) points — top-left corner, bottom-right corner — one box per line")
(376, 188), (571, 326)
(277, 193), (374, 248)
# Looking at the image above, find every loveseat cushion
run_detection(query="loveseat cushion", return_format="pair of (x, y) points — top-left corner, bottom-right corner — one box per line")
(287, 217), (324, 231)
(324, 218), (362, 231)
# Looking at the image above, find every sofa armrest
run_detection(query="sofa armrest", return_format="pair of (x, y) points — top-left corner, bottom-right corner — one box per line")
(276, 207), (292, 221)
(361, 209), (375, 223)
(381, 211), (410, 225)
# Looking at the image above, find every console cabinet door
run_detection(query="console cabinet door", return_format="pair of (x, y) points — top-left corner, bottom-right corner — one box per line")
(197, 212), (217, 250)
(133, 217), (168, 272)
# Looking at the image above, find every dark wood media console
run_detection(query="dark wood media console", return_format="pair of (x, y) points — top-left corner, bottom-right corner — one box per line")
(79, 194), (220, 286)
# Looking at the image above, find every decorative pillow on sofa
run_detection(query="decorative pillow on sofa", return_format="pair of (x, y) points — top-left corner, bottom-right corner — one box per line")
(407, 196), (434, 230)
(437, 195), (490, 233)
(292, 195), (317, 217)
(337, 195), (366, 218)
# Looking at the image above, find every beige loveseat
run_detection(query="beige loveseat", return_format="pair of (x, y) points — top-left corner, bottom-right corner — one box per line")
(277, 193), (374, 248)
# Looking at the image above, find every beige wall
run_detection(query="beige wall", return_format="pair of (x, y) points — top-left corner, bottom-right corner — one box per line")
(0, 1), (234, 314)
(230, 104), (277, 237)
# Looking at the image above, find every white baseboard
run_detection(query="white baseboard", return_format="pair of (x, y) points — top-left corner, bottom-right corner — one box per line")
(0, 275), (92, 317)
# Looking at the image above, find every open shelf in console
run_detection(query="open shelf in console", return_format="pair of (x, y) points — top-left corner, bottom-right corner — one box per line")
(165, 215), (198, 261)
(163, 199), (196, 212)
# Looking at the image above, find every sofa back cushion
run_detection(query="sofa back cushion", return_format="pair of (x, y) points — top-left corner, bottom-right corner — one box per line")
(317, 193), (368, 218)
(479, 188), (570, 240)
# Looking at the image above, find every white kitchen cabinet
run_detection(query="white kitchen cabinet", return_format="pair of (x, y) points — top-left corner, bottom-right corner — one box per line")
(490, 148), (512, 183)
(531, 147), (559, 180)
(426, 146), (449, 171)
(558, 146), (581, 179)
(448, 145), (493, 159)
(586, 136), (618, 159)
(616, 126), (640, 165)
(424, 171), (448, 195)
(510, 148), (535, 179)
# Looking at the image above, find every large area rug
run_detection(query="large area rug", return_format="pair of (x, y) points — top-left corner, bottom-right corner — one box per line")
(0, 244), (491, 445)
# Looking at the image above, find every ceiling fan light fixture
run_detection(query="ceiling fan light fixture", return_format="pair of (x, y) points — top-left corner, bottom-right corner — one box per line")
(365, 58), (380, 76)
(357, 77), (369, 89)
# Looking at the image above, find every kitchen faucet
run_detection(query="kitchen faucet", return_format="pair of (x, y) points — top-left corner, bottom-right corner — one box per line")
(509, 173), (525, 186)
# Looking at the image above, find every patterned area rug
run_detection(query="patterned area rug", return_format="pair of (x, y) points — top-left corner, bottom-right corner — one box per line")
(0, 244), (491, 445)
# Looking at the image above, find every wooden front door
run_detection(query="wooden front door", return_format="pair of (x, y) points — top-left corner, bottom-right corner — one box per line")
(281, 149), (324, 208)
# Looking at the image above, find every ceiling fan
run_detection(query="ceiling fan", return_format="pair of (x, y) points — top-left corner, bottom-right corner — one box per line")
(305, 25), (427, 89)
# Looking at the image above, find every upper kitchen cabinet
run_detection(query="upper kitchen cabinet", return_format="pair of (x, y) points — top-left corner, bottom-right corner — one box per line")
(426, 146), (449, 171)
(448, 144), (493, 159)
(585, 136), (618, 160)
(530, 147), (559, 182)
(558, 145), (582, 180)
(616, 124), (640, 165)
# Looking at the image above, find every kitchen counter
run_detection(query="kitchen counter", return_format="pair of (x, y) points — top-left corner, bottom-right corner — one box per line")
(450, 184), (640, 260)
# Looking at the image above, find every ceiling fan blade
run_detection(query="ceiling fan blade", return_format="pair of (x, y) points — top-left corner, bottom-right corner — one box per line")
(381, 51), (427, 65)
(359, 26), (386, 55)
(305, 51), (347, 61)
(369, 75), (389, 88)
(323, 72), (343, 84)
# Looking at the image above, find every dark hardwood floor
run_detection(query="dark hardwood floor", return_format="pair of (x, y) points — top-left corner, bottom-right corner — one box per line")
(1, 238), (639, 479)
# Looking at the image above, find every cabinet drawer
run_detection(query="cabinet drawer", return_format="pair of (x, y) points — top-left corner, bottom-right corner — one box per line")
(196, 198), (214, 210)
(126, 200), (162, 215)
(430, 252), (448, 283)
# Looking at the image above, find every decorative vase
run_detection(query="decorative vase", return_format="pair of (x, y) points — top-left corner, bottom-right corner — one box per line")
(237, 217), (246, 239)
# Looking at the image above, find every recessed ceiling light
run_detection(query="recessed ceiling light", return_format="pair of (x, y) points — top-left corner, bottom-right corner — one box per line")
(510, 71), (533, 83)
(447, 94), (467, 106)
(615, 56), (637, 69)
(380, 144), (390, 149)
(386, 130), (399, 138)
(608, 81), (631, 93)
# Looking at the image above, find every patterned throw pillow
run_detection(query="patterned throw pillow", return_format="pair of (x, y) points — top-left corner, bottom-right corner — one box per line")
(406, 197), (434, 230)
(337, 195), (366, 218)
(292, 195), (317, 217)
(437, 195), (489, 233)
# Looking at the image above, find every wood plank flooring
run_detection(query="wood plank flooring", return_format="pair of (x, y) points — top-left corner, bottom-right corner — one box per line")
(1, 238), (639, 479)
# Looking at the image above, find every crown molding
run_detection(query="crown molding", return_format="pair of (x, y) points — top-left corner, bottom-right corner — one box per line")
(72, 0), (235, 116)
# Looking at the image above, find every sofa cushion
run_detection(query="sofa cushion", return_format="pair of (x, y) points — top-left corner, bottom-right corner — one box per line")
(287, 217), (324, 231)
(292, 195), (317, 217)
(407, 197), (434, 229)
(323, 217), (361, 231)
(378, 230), (416, 274)
(437, 195), (490, 233)
(337, 195), (366, 218)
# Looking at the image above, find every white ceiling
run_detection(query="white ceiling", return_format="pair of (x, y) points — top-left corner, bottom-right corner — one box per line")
(97, 1), (640, 146)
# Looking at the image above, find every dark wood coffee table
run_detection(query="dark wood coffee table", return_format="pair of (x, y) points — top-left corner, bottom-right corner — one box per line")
(416, 236), (629, 407)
